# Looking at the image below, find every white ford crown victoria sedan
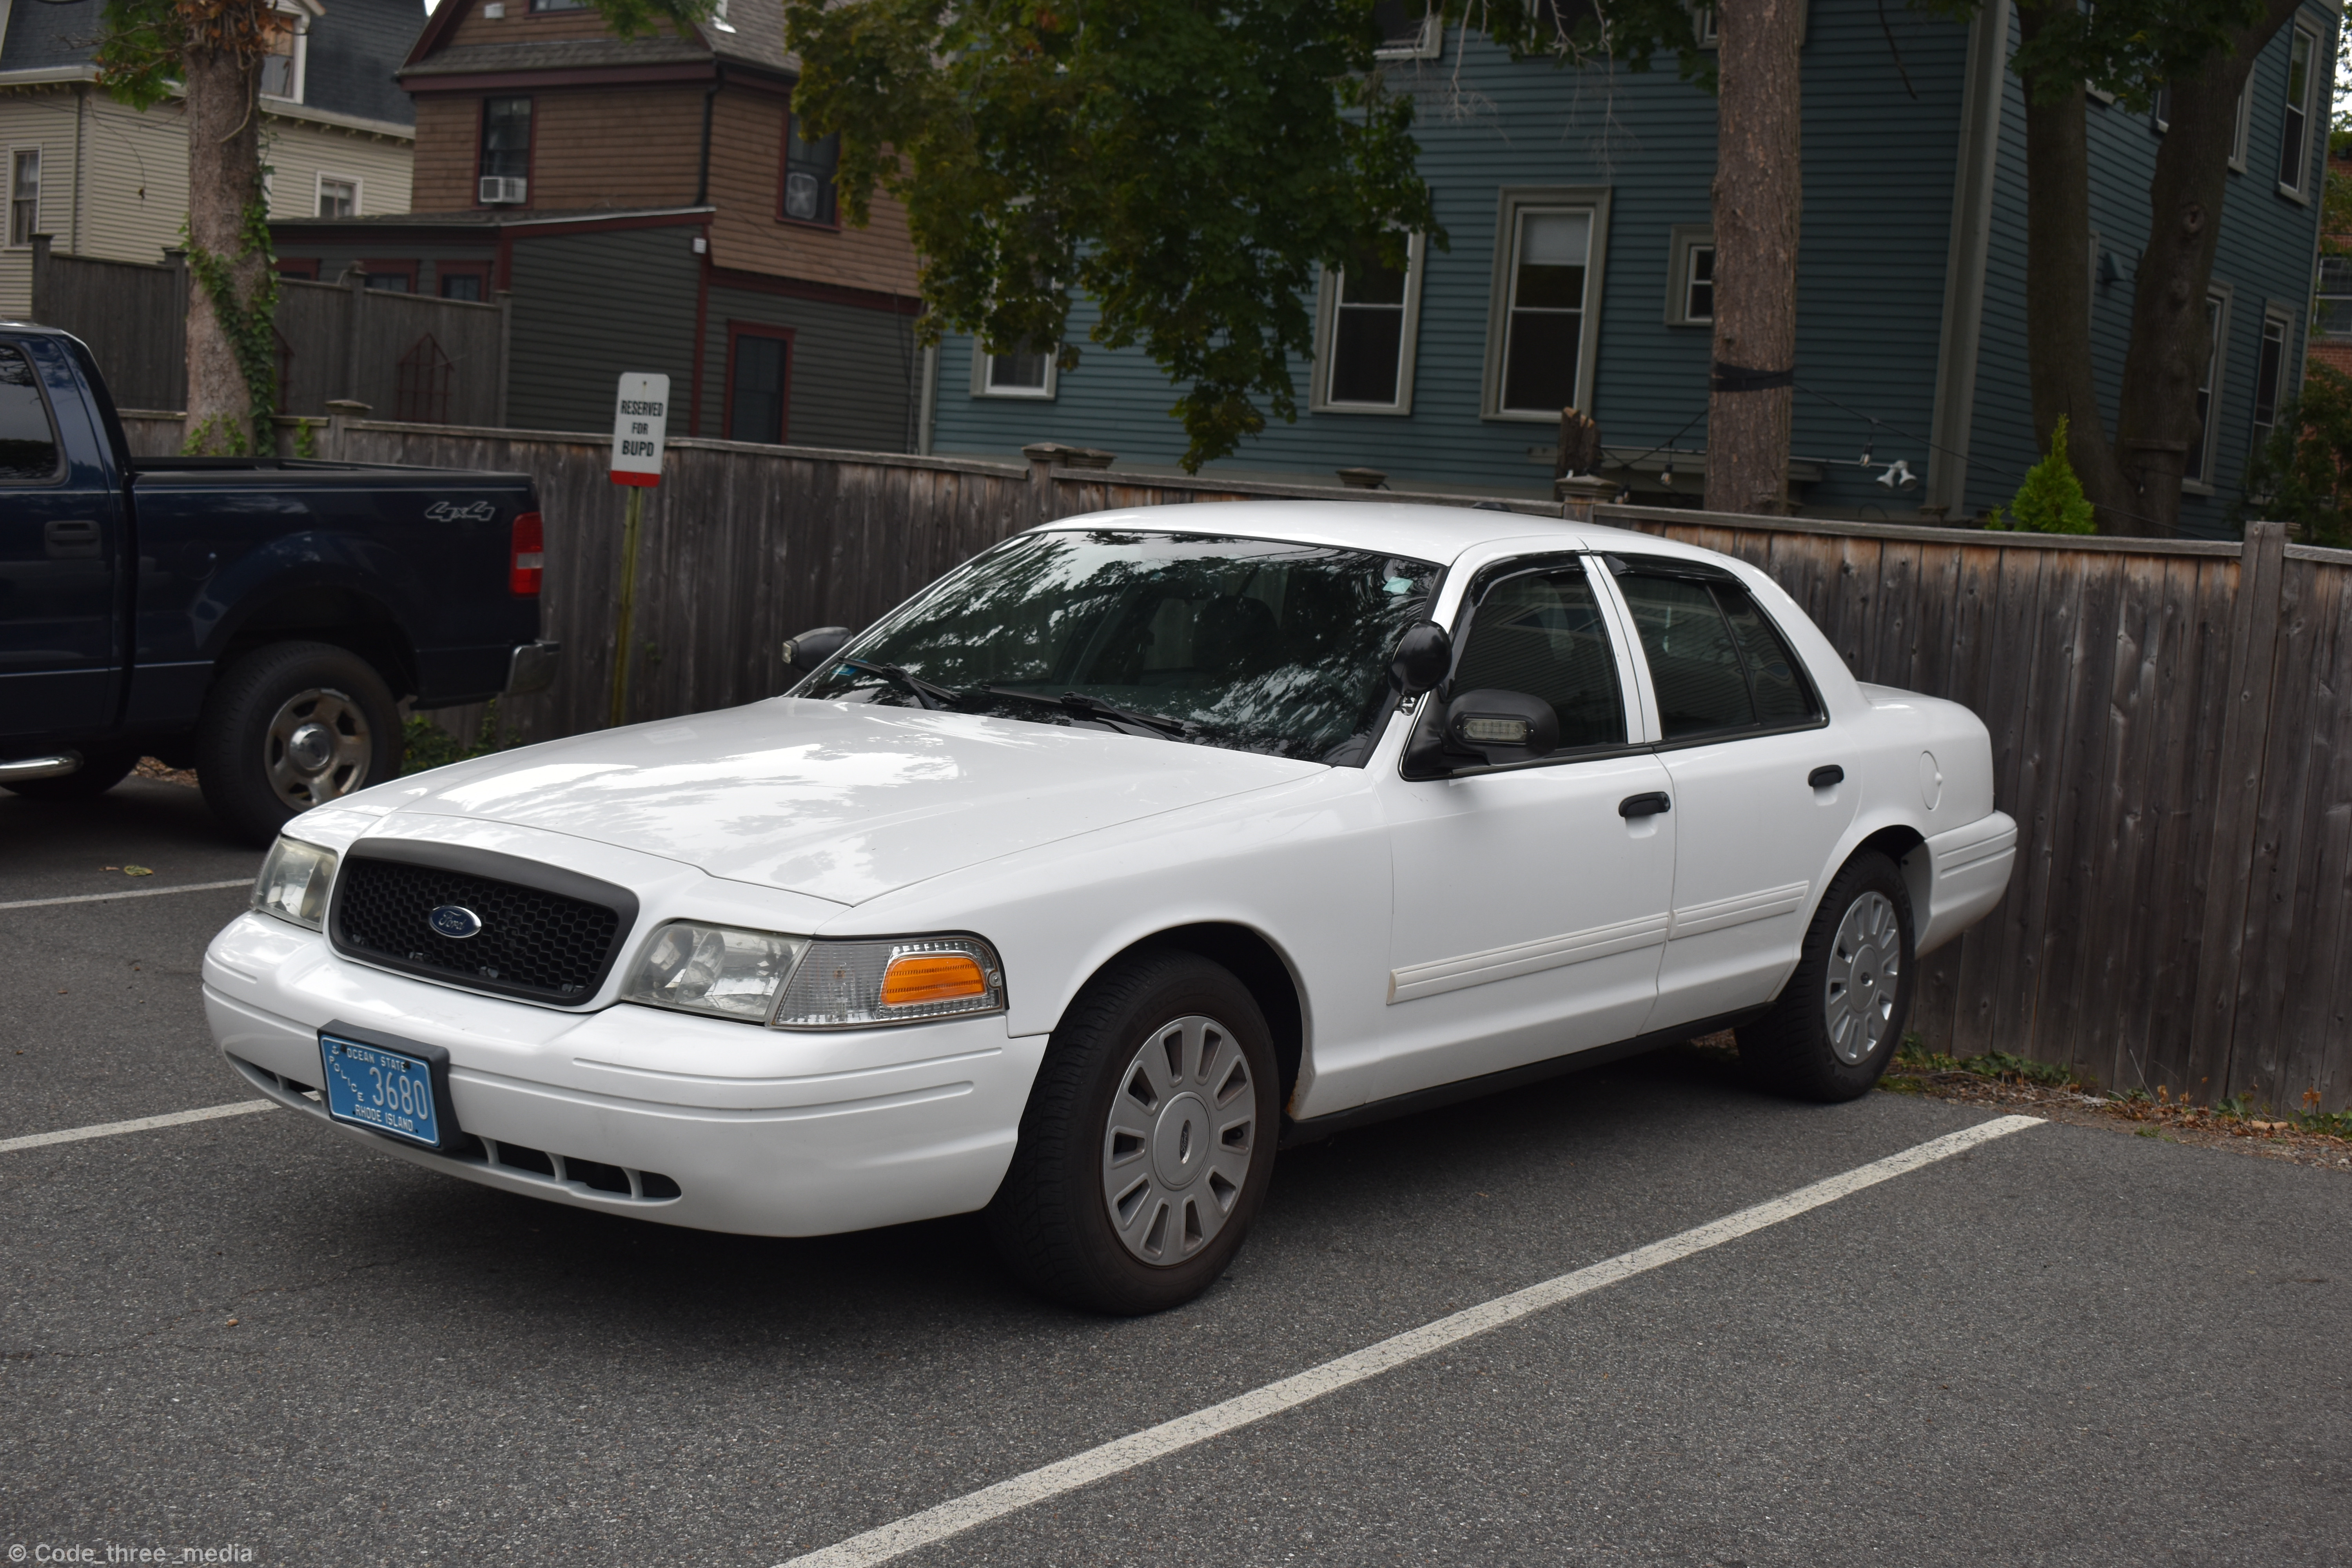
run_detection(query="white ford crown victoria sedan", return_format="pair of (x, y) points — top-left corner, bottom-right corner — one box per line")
(205, 503), (2015, 1312)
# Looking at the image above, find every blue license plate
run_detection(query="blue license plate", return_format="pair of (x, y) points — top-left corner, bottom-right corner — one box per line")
(320, 1032), (445, 1148)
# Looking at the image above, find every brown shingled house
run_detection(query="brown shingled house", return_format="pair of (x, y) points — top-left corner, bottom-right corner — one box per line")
(270, 0), (924, 448)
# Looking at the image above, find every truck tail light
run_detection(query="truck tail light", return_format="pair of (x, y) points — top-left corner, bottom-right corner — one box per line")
(510, 511), (544, 596)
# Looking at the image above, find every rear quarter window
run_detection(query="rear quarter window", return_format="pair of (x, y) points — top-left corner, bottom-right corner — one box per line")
(0, 345), (62, 484)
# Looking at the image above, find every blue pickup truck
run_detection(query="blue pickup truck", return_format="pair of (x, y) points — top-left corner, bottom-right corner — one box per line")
(0, 323), (558, 844)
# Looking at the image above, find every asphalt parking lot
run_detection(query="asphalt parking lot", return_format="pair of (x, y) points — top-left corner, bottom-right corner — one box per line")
(4, 782), (2348, 1567)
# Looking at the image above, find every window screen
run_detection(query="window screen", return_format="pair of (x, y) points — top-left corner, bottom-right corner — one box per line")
(1451, 565), (1626, 751)
(481, 98), (531, 182)
(784, 116), (839, 225)
(1615, 567), (1820, 739)
(1327, 245), (1409, 405)
(0, 345), (62, 483)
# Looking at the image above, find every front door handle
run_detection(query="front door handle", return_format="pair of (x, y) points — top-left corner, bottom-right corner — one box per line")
(1808, 765), (1844, 788)
(1619, 791), (1671, 818)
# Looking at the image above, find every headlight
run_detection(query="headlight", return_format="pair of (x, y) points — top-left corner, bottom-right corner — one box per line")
(624, 921), (809, 1023)
(253, 837), (338, 929)
(771, 935), (1005, 1029)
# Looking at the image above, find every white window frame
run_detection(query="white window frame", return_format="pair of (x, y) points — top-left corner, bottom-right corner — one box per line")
(2318, 253), (2352, 340)
(2185, 283), (2231, 495)
(2227, 85), (2252, 172)
(1664, 224), (1712, 327)
(5, 145), (39, 249)
(314, 172), (361, 219)
(970, 342), (1058, 400)
(1482, 186), (1612, 423)
(1691, 1), (1807, 49)
(258, 2), (314, 105)
(2277, 23), (2320, 202)
(1374, 6), (1441, 60)
(1311, 231), (1427, 415)
(2248, 301), (2294, 470)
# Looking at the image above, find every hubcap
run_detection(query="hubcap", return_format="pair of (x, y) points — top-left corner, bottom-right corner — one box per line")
(1102, 1015), (1255, 1265)
(264, 687), (374, 810)
(1824, 890), (1902, 1065)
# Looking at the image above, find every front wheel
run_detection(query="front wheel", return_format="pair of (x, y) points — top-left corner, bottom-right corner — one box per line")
(1738, 851), (1915, 1102)
(987, 952), (1280, 1314)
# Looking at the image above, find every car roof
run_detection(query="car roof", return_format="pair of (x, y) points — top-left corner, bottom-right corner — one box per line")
(1027, 501), (1722, 570)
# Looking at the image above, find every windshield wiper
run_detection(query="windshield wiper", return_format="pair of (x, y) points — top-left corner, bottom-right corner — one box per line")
(967, 685), (1198, 740)
(834, 657), (962, 711)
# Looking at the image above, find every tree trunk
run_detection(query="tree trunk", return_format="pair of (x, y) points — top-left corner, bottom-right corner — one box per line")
(1706, 0), (1803, 515)
(2014, 1), (2131, 528)
(181, 43), (267, 453)
(2109, 2), (2300, 537)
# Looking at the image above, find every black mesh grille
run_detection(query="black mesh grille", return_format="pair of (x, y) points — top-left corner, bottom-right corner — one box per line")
(333, 856), (623, 1002)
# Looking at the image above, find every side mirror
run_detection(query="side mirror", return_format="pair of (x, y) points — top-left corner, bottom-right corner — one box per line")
(1389, 620), (1453, 697)
(781, 626), (852, 675)
(1444, 688), (1559, 765)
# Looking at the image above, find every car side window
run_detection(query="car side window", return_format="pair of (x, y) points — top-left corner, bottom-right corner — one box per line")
(0, 345), (62, 485)
(1450, 564), (1626, 750)
(1614, 566), (1822, 741)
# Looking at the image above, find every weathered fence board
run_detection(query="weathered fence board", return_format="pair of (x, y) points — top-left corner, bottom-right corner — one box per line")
(110, 414), (2352, 1110)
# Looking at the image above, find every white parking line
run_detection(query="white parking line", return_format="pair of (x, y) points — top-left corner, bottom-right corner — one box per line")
(778, 1113), (2044, 1568)
(0, 1100), (277, 1153)
(0, 878), (253, 911)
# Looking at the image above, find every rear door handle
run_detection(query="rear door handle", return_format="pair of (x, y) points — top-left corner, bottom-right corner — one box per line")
(1619, 791), (1671, 818)
(1808, 765), (1844, 788)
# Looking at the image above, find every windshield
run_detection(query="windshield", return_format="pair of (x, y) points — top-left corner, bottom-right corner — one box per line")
(802, 529), (1444, 763)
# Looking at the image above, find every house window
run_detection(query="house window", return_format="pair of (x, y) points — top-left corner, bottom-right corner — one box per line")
(974, 343), (1057, 399)
(2250, 310), (2289, 459)
(316, 175), (358, 218)
(2318, 256), (2352, 339)
(729, 327), (791, 443)
(2228, 87), (2250, 171)
(1372, 1), (1440, 58)
(2151, 83), (2170, 132)
(1484, 188), (1610, 420)
(528, 0), (591, 10)
(363, 270), (413, 293)
(1665, 225), (1712, 326)
(1692, 4), (1715, 45)
(481, 97), (532, 184)
(438, 267), (488, 301)
(2185, 290), (2228, 488)
(259, 11), (305, 102)
(2278, 25), (2317, 198)
(782, 115), (838, 226)
(7, 149), (38, 247)
(1313, 233), (1425, 414)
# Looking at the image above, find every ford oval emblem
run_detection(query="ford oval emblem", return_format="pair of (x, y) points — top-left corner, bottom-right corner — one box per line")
(428, 904), (483, 940)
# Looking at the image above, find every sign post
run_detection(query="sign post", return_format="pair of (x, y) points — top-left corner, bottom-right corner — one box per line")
(607, 372), (668, 728)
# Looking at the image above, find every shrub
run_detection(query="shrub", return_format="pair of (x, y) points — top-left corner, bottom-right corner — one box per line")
(1991, 415), (2098, 534)
(2239, 361), (2352, 549)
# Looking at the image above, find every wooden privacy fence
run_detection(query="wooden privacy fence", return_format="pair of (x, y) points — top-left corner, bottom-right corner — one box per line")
(30, 239), (510, 425)
(111, 414), (2352, 1111)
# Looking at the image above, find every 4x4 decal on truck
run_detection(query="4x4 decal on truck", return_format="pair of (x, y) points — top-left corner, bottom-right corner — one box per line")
(425, 500), (497, 523)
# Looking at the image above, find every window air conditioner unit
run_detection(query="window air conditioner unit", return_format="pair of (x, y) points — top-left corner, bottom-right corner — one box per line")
(479, 176), (527, 205)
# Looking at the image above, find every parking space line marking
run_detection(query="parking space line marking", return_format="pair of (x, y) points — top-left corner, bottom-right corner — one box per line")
(0, 878), (252, 911)
(778, 1113), (2043, 1568)
(0, 1100), (277, 1153)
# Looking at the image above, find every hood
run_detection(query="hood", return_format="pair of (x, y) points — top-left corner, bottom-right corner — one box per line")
(380, 698), (1322, 905)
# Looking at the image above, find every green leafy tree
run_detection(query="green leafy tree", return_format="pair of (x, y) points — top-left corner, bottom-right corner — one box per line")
(93, 0), (712, 453)
(1992, 414), (2098, 533)
(2241, 362), (2352, 548)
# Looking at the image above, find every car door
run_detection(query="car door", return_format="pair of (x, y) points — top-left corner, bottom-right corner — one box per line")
(1602, 556), (1856, 1033)
(0, 336), (120, 740)
(1377, 556), (1678, 1098)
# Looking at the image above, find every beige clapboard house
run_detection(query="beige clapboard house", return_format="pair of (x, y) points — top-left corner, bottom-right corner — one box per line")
(0, 0), (421, 320)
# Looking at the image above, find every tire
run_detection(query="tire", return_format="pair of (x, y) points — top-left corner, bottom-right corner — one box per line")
(1738, 850), (1916, 1103)
(987, 951), (1282, 1315)
(1, 748), (139, 800)
(195, 641), (403, 847)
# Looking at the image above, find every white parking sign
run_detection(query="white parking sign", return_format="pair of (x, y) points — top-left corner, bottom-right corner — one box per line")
(610, 372), (669, 486)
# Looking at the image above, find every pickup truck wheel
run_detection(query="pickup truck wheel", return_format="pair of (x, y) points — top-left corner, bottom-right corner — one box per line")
(196, 641), (402, 846)
(987, 952), (1279, 1315)
(1737, 851), (1915, 1103)
(1, 749), (139, 800)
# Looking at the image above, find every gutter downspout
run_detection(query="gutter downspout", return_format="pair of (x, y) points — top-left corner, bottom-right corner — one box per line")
(1925, 0), (2009, 519)
(693, 79), (718, 207)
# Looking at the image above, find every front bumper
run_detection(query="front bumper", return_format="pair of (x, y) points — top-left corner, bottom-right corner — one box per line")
(202, 911), (1045, 1237)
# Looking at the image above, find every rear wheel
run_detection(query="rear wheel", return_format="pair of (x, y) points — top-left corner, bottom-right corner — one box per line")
(1738, 851), (1915, 1102)
(987, 952), (1279, 1314)
(0, 748), (139, 800)
(196, 641), (403, 846)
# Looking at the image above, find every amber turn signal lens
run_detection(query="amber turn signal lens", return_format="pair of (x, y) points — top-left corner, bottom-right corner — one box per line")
(880, 952), (989, 1007)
